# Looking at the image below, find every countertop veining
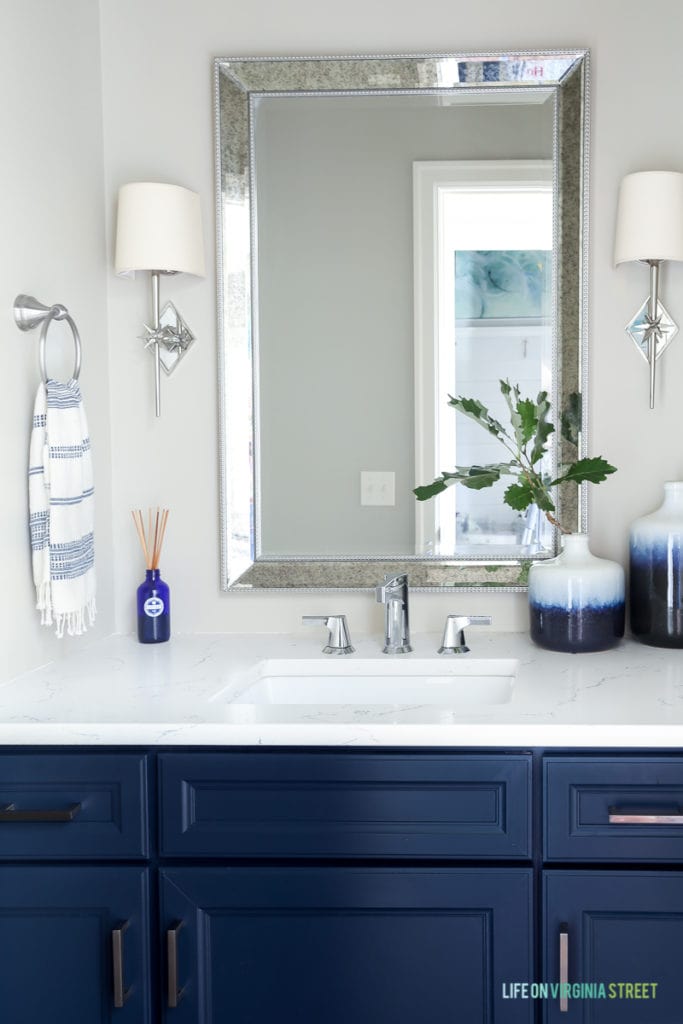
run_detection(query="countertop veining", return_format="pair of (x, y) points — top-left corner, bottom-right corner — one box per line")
(2, 632), (683, 746)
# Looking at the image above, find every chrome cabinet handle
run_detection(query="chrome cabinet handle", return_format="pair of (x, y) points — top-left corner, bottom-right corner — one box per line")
(0, 802), (81, 822)
(559, 923), (569, 1013)
(112, 921), (131, 1008)
(167, 921), (185, 1008)
(609, 807), (683, 824)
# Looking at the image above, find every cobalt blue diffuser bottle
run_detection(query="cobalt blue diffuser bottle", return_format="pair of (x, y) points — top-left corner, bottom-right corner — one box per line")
(132, 507), (171, 644)
(137, 568), (170, 644)
(528, 534), (625, 653)
(630, 481), (683, 647)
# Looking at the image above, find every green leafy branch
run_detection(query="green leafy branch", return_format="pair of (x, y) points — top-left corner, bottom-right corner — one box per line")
(413, 380), (616, 534)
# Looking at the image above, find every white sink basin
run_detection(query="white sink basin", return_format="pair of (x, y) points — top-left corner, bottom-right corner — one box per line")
(226, 658), (517, 707)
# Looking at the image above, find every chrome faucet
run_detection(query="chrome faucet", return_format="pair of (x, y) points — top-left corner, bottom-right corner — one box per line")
(438, 614), (492, 654)
(303, 615), (355, 655)
(376, 573), (412, 654)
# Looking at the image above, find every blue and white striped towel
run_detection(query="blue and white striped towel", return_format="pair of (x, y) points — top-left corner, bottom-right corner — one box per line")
(28, 379), (96, 637)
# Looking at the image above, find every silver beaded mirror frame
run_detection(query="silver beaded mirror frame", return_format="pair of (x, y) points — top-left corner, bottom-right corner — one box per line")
(214, 51), (589, 590)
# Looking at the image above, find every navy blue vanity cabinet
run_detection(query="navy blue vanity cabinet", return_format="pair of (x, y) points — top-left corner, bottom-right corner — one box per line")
(158, 751), (534, 1023)
(0, 866), (151, 1024)
(158, 750), (532, 859)
(0, 752), (151, 1023)
(25, 746), (683, 1023)
(544, 757), (683, 863)
(543, 756), (683, 1023)
(0, 752), (149, 858)
(160, 866), (533, 1024)
(544, 871), (683, 1023)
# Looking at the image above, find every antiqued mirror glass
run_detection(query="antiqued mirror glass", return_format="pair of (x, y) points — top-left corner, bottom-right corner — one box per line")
(215, 51), (589, 589)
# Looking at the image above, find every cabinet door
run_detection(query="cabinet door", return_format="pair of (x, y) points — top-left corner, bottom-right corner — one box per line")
(544, 871), (683, 1023)
(0, 866), (150, 1024)
(161, 866), (533, 1024)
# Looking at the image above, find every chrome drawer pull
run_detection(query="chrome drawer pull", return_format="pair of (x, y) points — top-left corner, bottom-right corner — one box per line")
(559, 923), (569, 1013)
(0, 802), (81, 822)
(608, 807), (683, 824)
(167, 921), (185, 1008)
(112, 921), (131, 1008)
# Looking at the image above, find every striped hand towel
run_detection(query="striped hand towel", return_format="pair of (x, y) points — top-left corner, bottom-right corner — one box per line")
(28, 379), (96, 637)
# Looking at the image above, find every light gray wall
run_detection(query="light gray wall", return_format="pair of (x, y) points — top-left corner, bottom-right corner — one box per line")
(256, 96), (552, 556)
(0, 0), (114, 681)
(98, 0), (683, 637)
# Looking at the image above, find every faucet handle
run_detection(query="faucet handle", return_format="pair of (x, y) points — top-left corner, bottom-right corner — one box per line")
(438, 614), (492, 655)
(303, 615), (355, 655)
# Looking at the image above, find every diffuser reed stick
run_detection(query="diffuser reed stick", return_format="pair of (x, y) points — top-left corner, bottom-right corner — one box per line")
(131, 507), (170, 570)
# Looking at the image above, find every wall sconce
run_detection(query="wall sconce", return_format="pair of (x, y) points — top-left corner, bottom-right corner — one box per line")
(614, 170), (683, 408)
(114, 182), (205, 417)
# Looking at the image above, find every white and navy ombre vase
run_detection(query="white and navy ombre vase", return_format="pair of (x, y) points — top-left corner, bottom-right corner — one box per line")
(630, 481), (683, 647)
(528, 534), (625, 653)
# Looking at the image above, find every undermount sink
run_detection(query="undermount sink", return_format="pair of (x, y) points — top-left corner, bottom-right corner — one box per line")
(225, 658), (517, 707)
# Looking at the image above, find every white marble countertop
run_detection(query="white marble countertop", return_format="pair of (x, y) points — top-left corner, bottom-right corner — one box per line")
(2, 632), (683, 747)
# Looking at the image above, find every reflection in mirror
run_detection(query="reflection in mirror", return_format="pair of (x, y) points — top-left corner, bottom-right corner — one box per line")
(215, 52), (589, 588)
(414, 158), (554, 557)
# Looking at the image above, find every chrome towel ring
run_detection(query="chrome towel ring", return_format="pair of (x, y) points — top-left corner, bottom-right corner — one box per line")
(13, 294), (82, 382)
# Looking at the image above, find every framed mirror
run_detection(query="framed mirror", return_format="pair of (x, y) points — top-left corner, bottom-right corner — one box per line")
(214, 51), (589, 589)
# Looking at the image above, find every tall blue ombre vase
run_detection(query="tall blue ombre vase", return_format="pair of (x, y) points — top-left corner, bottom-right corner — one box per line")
(630, 481), (683, 647)
(529, 534), (625, 653)
(137, 569), (170, 644)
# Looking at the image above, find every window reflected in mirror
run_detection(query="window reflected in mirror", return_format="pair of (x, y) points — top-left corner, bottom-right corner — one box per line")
(414, 158), (553, 558)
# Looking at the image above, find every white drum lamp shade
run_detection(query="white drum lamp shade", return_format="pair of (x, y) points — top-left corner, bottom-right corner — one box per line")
(115, 182), (205, 277)
(614, 171), (683, 265)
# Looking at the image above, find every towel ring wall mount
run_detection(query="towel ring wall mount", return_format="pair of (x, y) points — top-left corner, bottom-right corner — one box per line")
(14, 294), (81, 382)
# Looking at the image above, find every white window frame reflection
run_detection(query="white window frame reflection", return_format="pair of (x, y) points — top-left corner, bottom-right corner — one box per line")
(413, 159), (553, 556)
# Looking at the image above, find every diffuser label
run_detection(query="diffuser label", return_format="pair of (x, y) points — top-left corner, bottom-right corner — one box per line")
(144, 596), (165, 618)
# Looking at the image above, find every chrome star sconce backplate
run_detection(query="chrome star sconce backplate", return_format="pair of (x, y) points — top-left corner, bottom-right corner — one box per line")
(140, 301), (195, 376)
(625, 296), (678, 366)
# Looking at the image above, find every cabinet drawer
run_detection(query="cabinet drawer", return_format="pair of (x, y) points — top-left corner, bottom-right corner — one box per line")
(545, 757), (683, 862)
(159, 751), (531, 859)
(0, 753), (148, 859)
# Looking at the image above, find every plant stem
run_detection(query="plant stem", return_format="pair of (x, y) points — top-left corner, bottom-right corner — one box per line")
(516, 437), (571, 535)
(544, 510), (571, 534)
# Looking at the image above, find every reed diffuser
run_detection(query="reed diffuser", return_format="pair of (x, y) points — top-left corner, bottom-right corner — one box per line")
(131, 507), (171, 644)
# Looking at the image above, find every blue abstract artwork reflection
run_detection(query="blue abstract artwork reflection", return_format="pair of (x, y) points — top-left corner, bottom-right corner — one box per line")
(455, 250), (550, 320)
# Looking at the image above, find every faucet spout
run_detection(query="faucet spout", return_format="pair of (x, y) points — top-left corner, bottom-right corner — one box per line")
(376, 573), (412, 654)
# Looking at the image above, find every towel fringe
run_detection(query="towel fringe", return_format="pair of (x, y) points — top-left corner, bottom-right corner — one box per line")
(35, 580), (53, 626)
(53, 597), (97, 639)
